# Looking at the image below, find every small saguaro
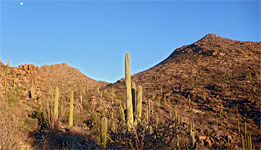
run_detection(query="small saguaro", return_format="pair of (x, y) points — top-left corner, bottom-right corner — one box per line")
(100, 117), (108, 148)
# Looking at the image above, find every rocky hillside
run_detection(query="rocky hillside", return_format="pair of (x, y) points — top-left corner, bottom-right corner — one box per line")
(104, 33), (261, 148)
(0, 62), (108, 148)
(40, 63), (107, 97)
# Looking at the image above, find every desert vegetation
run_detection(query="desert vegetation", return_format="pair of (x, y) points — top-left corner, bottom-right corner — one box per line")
(0, 34), (260, 149)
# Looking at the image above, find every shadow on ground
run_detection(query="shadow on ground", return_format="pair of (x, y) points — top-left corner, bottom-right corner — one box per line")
(30, 129), (99, 149)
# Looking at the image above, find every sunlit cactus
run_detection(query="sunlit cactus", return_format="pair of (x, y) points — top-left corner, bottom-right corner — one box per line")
(119, 102), (125, 122)
(125, 52), (133, 131)
(54, 87), (60, 121)
(190, 120), (196, 149)
(69, 91), (74, 128)
(100, 116), (108, 148)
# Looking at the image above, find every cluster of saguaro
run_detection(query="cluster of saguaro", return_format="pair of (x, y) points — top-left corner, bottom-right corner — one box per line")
(241, 122), (253, 150)
(125, 53), (143, 131)
(48, 87), (75, 129)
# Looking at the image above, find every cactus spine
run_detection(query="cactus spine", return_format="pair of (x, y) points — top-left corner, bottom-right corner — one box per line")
(69, 91), (74, 128)
(125, 52), (133, 131)
(100, 117), (108, 148)
(135, 85), (142, 126)
(54, 87), (60, 121)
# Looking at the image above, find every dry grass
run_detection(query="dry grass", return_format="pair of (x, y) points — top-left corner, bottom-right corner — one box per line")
(0, 111), (23, 150)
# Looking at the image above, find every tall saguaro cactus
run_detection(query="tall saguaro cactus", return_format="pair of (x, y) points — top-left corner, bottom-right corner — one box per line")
(125, 52), (133, 131)
(54, 87), (60, 121)
(69, 91), (74, 128)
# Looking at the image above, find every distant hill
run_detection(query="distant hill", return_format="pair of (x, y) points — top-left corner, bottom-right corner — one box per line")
(40, 63), (108, 97)
(0, 61), (107, 105)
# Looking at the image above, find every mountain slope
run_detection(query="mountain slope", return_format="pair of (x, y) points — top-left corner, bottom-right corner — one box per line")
(0, 33), (260, 149)
(105, 33), (261, 148)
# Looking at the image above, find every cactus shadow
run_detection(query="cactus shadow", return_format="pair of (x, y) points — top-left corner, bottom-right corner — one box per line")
(29, 129), (100, 149)
(223, 98), (260, 126)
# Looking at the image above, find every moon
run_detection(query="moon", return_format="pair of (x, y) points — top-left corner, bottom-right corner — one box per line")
(20, 2), (23, 6)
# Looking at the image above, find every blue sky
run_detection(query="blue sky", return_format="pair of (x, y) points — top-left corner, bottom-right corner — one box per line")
(0, 0), (260, 83)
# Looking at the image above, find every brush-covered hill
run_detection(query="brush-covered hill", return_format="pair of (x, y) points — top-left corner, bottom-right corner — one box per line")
(40, 63), (108, 97)
(0, 62), (108, 149)
(103, 33), (261, 148)
(0, 62), (107, 101)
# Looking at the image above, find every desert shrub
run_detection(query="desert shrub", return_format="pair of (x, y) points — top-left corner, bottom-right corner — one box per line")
(108, 115), (184, 149)
(74, 112), (87, 126)
(5, 88), (22, 107)
(23, 117), (39, 132)
(0, 111), (22, 150)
